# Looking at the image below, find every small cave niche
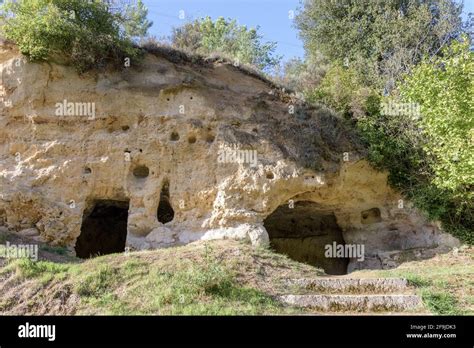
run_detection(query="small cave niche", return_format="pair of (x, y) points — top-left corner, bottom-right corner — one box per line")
(157, 179), (174, 224)
(170, 132), (180, 141)
(266, 172), (274, 180)
(188, 134), (197, 144)
(133, 165), (150, 179)
(361, 208), (382, 224)
(0, 208), (6, 225)
(83, 167), (92, 174)
(264, 201), (349, 275)
(206, 133), (215, 143)
(75, 200), (129, 258)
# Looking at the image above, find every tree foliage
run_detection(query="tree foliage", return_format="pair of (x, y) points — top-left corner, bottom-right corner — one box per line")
(296, 0), (464, 90)
(357, 37), (473, 243)
(290, 0), (472, 242)
(401, 37), (473, 193)
(119, 0), (152, 40)
(171, 16), (281, 72)
(0, 0), (152, 71)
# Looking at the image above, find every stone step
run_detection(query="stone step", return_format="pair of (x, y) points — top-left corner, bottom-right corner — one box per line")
(278, 294), (422, 312)
(284, 278), (410, 294)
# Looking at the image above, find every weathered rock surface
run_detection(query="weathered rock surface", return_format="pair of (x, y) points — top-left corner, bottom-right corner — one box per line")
(0, 41), (459, 271)
(278, 294), (422, 312)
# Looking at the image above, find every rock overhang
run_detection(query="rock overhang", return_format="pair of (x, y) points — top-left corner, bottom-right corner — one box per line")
(0, 41), (460, 269)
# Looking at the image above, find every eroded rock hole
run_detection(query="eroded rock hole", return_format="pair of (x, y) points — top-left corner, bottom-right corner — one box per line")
(133, 165), (149, 178)
(157, 180), (174, 224)
(0, 209), (6, 225)
(170, 132), (180, 141)
(75, 200), (129, 258)
(264, 201), (349, 275)
(206, 134), (215, 143)
(361, 208), (382, 224)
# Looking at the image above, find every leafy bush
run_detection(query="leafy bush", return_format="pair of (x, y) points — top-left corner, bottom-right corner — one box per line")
(171, 16), (281, 72)
(296, 0), (464, 90)
(0, 0), (143, 72)
(400, 38), (473, 194)
(357, 38), (473, 244)
(307, 64), (379, 119)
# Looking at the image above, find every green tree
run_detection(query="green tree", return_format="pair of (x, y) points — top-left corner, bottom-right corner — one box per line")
(296, 0), (465, 91)
(275, 52), (329, 94)
(357, 37), (473, 243)
(0, 0), (150, 72)
(118, 0), (152, 40)
(171, 16), (281, 72)
(307, 64), (380, 119)
(401, 37), (473, 193)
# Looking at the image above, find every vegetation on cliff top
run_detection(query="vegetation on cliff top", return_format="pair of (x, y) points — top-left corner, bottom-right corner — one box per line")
(0, 0), (151, 72)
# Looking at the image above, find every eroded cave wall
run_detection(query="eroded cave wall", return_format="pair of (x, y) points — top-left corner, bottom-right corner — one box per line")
(0, 43), (460, 270)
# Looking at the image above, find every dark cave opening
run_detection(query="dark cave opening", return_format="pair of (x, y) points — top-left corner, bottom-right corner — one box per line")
(157, 179), (174, 224)
(75, 200), (129, 259)
(263, 201), (349, 275)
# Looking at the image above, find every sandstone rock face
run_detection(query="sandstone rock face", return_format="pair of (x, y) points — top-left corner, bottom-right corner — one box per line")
(0, 42), (459, 272)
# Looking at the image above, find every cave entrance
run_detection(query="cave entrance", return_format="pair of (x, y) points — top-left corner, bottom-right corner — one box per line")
(157, 179), (174, 224)
(75, 200), (129, 258)
(263, 201), (349, 275)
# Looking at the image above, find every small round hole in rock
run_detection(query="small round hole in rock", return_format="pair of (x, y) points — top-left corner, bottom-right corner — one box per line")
(266, 172), (274, 180)
(188, 135), (197, 144)
(83, 167), (92, 174)
(122, 125), (130, 131)
(170, 132), (180, 141)
(206, 134), (215, 143)
(361, 208), (382, 224)
(133, 165), (149, 178)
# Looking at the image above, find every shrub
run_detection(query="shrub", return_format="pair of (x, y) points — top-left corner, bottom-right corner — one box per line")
(171, 16), (281, 73)
(0, 0), (142, 72)
(357, 38), (473, 244)
(306, 64), (379, 119)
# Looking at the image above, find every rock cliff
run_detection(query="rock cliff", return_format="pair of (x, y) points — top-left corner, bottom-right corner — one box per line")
(0, 41), (459, 273)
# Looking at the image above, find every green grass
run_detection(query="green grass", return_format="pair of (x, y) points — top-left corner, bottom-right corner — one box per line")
(40, 245), (69, 256)
(421, 290), (459, 315)
(0, 241), (294, 315)
(5, 258), (69, 278)
(3, 237), (470, 315)
(353, 253), (474, 315)
(73, 246), (285, 315)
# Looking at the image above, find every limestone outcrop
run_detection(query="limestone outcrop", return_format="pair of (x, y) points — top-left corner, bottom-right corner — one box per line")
(0, 41), (459, 272)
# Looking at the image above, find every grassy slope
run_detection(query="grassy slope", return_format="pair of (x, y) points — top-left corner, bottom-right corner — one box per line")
(0, 229), (472, 315)
(0, 233), (322, 315)
(351, 246), (474, 315)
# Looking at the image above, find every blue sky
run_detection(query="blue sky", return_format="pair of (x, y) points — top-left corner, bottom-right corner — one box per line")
(143, 0), (474, 63)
